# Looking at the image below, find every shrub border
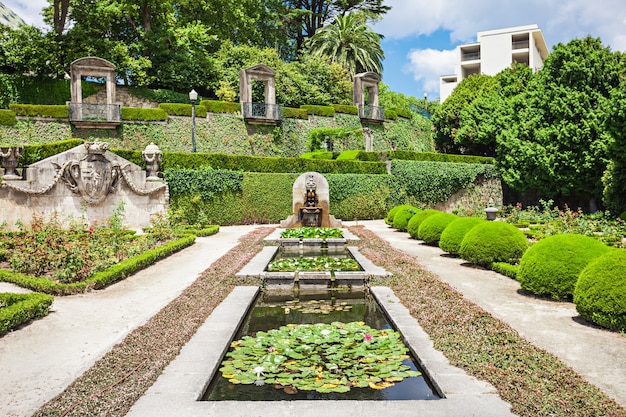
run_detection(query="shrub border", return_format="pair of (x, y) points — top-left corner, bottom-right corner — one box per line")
(0, 292), (54, 336)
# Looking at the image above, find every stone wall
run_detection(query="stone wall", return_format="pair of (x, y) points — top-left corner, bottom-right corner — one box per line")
(435, 176), (503, 215)
(83, 87), (159, 108)
(0, 143), (167, 230)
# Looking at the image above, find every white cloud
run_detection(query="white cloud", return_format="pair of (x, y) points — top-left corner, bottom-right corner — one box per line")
(405, 48), (456, 96)
(2, 0), (49, 28)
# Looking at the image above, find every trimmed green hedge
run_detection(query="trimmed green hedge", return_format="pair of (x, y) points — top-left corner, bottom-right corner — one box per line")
(121, 107), (168, 121)
(200, 100), (241, 114)
(417, 212), (458, 245)
(459, 222), (528, 267)
(518, 234), (611, 300)
(0, 109), (16, 126)
(332, 104), (358, 115)
(0, 292), (54, 336)
(407, 209), (440, 239)
(388, 150), (494, 165)
(388, 107), (413, 119)
(300, 151), (335, 160)
(439, 217), (485, 255)
(386, 204), (416, 225)
(21, 139), (85, 166)
(392, 207), (419, 231)
(0, 234), (196, 295)
(158, 103), (207, 118)
(283, 107), (309, 119)
(300, 104), (335, 117)
(9, 104), (69, 118)
(491, 262), (519, 279)
(574, 249), (626, 332)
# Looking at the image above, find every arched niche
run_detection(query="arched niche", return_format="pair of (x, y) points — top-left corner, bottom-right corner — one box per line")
(353, 72), (384, 123)
(69, 57), (121, 128)
(239, 64), (281, 124)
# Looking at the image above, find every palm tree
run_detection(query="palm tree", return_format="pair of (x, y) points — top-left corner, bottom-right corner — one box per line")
(307, 12), (384, 77)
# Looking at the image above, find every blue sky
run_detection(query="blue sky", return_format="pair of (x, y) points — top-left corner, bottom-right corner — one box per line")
(4, 0), (626, 100)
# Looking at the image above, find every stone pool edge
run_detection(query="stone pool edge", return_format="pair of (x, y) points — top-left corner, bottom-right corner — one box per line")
(126, 286), (516, 417)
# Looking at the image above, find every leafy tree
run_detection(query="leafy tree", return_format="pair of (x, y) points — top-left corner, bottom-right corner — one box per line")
(431, 74), (498, 154)
(496, 37), (622, 210)
(456, 64), (533, 156)
(307, 12), (384, 76)
(284, 0), (389, 51)
(603, 57), (626, 214)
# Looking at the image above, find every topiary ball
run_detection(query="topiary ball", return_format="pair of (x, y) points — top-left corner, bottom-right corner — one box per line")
(459, 221), (528, 267)
(407, 209), (440, 239)
(574, 249), (626, 332)
(417, 212), (458, 245)
(439, 217), (485, 255)
(386, 205), (416, 225)
(392, 207), (420, 231)
(517, 234), (611, 300)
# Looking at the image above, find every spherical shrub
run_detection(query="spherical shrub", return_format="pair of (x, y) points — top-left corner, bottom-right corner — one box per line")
(407, 209), (440, 239)
(459, 221), (528, 267)
(517, 234), (610, 300)
(392, 207), (420, 231)
(386, 205), (416, 225)
(417, 212), (458, 245)
(439, 217), (485, 255)
(574, 249), (626, 332)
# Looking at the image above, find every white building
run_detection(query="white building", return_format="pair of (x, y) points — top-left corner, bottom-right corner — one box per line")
(0, 1), (25, 28)
(440, 24), (549, 102)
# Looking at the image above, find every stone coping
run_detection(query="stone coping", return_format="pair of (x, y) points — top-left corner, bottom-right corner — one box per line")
(127, 286), (516, 417)
(263, 228), (360, 245)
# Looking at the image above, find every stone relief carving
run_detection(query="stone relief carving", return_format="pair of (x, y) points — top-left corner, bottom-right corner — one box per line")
(58, 142), (121, 204)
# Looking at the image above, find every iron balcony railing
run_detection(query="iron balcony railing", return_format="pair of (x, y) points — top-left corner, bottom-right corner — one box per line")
(241, 102), (282, 121)
(358, 105), (385, 122)
(68, 103), (121, 122)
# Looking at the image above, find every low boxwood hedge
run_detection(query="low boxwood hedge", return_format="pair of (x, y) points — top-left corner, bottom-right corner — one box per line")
(9, 104), (69, 118)
(459, 221), (528, 267)
(392, 207), (420, 231)
(417, 212), (458, 245)
(384, 108), (398, 120)
(158, 103), (207, 118)
(0, 292), (54, 336)
(517, 234), (611, 300)
(0, 109), (16, 125)
(407, 209), (440, 239)
(387, 150), (494, 165)
(491, 262), (519, 279)
(21, 139), (85, 166)
(438, 217), (485, 255)
(574, 249), (626, 332)
(0, 234), (196, 295)
(386, 204), (415, 225)
(121, 107), (168, 121)
(332, 104), (358, 115)
(200, 100), (241, 114)
(282, 107), (309, 119)
(300, 104), (335, 117)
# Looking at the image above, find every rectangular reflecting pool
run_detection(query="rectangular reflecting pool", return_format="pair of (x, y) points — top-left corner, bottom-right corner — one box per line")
(202, 289), (441, 401)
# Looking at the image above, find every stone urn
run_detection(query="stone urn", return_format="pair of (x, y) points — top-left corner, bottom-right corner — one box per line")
(0, 146), (23, 179)
(142, 142), (162, 180)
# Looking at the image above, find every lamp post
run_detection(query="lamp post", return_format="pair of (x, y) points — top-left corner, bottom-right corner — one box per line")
(189, 89), (198, 152)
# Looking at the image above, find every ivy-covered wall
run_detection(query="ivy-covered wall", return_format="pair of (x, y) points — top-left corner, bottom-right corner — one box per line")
(0, 112), (434, 157)
(165, 161), (500, 225)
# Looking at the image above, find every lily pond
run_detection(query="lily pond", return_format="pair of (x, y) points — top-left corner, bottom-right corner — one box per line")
(202, 290), (440, 401)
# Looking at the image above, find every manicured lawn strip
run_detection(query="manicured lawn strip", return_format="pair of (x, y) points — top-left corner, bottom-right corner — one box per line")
(0, 292), (54, 336)
(33, 227), (271, 417)
(0, 234), (197, 295)
(351, 226), (625, 417)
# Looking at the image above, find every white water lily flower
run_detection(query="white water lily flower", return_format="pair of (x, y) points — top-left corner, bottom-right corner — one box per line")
(321, 329), (331, 336)
(253, 366), (265, 378)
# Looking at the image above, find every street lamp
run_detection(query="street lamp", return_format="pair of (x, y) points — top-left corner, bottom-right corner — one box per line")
(189, 89), (198, 152)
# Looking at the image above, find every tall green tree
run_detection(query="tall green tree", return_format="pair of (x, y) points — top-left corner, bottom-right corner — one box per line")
(496, 37), (622, 210)
(431, 74), (498, 154)
(307, 12), (384, 76)
(284, 0), (389, 51)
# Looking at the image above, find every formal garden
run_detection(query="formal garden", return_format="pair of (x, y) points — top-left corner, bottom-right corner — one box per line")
(1, 1), (626, 415)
